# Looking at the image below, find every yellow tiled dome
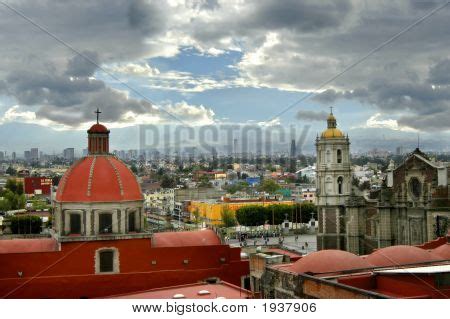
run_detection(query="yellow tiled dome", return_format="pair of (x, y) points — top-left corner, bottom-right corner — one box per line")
(321, 128), (344, 138)
(321, 108), (345, 138)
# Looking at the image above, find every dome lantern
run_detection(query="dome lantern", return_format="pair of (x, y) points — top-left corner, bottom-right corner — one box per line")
(87, 108), (110, 155)
(320, 107), (344, 138)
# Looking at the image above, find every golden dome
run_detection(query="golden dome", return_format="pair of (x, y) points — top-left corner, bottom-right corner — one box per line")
(321, 108), (345, 138)
(321, 128), (344, 138)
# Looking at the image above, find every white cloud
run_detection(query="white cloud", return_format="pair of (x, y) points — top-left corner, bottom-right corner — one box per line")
(0, 105), (67, 129)
(106, 62), (253, 93)
(0, 101), (216, 130)
(362, 113), (416, 132)
(108, 63), (160, 77)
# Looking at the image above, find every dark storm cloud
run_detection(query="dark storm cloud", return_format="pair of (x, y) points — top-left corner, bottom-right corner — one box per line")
(127, 0), (167, 35)
(248, 0), (352, 32)
(313, 89), (369, 104)
(65, 51), (100, 77)
(296, 110), (328, 122)
(0, 0), (176, 126)
(429, 59), (450, 85)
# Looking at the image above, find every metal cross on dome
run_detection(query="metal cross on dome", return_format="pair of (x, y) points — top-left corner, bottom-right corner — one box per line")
(329, 106), (333, 114)
(95, 108), (101, 124)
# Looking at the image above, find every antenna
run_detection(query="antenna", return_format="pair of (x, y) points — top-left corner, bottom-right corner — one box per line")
(417, 133), (420, 149)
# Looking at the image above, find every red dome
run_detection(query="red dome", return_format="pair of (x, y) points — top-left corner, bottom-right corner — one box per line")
(290, 250), (371, 274)
(366, 245), (440, 268)
(433, 244), (450, 260)
(56, 155), (143, 202)
(152, 230), (221, 248)
(88, 123), (109, 133)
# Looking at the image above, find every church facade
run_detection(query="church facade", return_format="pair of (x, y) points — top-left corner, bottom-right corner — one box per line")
(316, 112), (450, 254)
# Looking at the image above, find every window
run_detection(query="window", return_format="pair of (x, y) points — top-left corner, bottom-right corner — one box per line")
(128, 212), (136, 232)
(337, 176), (344, 194)
(409, 177), (422, 199)
(99, 251), (114, 273)
(337, 149), (342, 163)
(95, 247), (119, 274)
(69, 214), (81, 234)
(99, 213), (112, 234)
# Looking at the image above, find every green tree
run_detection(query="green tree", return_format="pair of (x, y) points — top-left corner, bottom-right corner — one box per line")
(130, 163), (138, 175)
(235, 205), (267, 226)
(10, 215), (42, 234)
(220, 208), (237, 228)
(296, 202), (317, 223)
(192, 209), (201, 228)
(197, 175), (212, 188)
(258, 179), (280, 194)
(160, 175), (176, 188)
(6, 166), (17, 176)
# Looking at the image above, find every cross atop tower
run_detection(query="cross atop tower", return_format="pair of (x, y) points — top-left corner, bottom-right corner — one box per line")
(329, 106), (333, 114)
(95, 108), (101, 124)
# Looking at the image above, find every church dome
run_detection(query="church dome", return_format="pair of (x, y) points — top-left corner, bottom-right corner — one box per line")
(290, 250), (371, 274)
(55, 155), (143, 202)
(88, 123), (109, 133)
(432, 244), (450, 260)
(366, 245), (440, 267)
(320, 108), (345, 139)
(321, 128), (344, 138)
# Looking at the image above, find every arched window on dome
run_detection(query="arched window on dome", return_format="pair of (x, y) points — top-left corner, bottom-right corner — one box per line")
(69, 213), (81, 235)
(99, 213), (113, 234)
(337, 176), (344, 195)
(128, 211), (136, 232)
(337, 149), (342, 164)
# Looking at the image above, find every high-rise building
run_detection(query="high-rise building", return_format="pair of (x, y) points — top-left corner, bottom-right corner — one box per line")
(24, 150), (31, 161)
(63, 148), (75, 161)
(0, 151), (4, 161)
(30, 148), (39, 161)
(11, 152), (16, 161)
(290, 139), (296, 158)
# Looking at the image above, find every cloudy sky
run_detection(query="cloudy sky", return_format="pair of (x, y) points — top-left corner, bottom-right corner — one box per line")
(0, 0), (450, 154)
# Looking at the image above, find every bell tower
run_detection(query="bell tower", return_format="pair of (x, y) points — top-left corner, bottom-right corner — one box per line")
(315, 108), (352, 250)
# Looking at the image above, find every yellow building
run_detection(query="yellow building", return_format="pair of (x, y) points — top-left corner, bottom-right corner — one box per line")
(187, 199), (296, 225)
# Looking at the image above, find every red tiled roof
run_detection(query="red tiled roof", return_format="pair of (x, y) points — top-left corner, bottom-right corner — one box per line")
(366, 245), (441, 268)
(0, 238), (58, 254)
(55, 155), (143, 202)
(433, 243), (450, 260)
(152, 229), (221, 248)
(290, 250), (371, 274)
(87, 123), (109, 133)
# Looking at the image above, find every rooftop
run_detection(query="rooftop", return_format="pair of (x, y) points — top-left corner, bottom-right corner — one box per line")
(107, 282), (253, 299)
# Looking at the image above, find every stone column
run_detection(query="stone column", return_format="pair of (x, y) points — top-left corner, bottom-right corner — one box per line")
(346, 206), (360, 254)
(61, 209), (66, 236)
(90, 210), (95, 235)
(117, 209), (122, 233)
(82, 210), (87, 236)
(378, 207), (392, 248)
